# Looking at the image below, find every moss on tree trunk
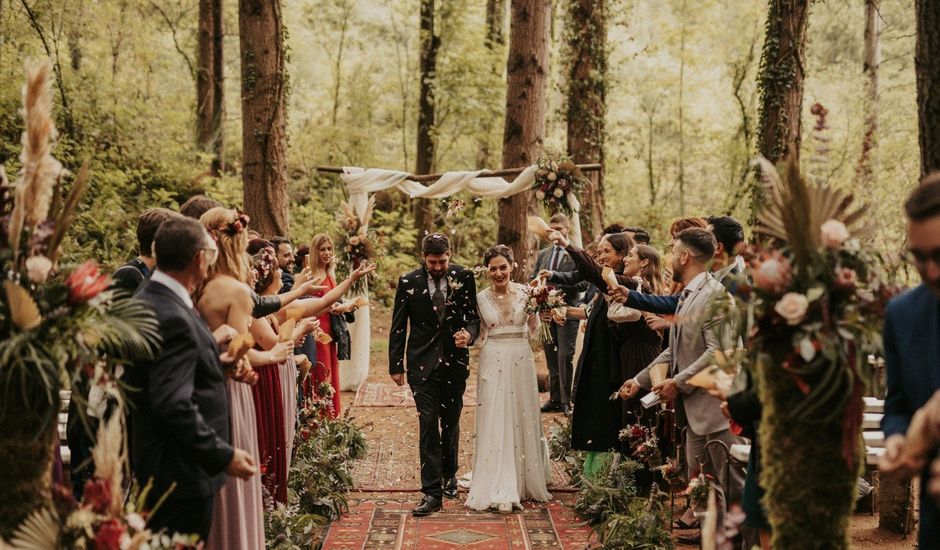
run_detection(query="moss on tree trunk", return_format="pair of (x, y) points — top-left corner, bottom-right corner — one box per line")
(756, 353), (861, 550)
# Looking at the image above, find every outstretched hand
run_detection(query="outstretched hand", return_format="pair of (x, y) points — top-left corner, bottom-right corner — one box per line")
(546, 230), (569, 249)
(352, 261), (377, 281)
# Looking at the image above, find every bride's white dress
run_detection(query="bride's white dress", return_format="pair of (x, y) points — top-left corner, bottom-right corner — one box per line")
(466, 283), (552, 510)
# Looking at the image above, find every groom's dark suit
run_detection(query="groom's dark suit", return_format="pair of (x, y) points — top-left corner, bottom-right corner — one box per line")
(389, 264), (480, 498)
(126, 278), (234, 539)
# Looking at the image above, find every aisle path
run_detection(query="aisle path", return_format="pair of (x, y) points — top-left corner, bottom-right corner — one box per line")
(321, 326), (598, 549)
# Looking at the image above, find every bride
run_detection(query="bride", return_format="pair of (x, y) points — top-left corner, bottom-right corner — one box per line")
(466, 245), (552, 513)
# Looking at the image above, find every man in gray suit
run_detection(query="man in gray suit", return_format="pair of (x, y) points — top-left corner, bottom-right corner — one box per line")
(621, 228), (739, 502)
(531, 213), (587, 415)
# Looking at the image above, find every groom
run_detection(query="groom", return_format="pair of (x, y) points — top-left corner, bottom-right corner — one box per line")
(389, 233), (480, 516)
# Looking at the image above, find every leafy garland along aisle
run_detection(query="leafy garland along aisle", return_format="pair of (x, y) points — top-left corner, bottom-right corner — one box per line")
(548, 420), (673, 549)
(264, 381), (369, 549)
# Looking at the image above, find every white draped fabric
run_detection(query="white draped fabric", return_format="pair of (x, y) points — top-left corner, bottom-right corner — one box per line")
(337, 165), (583, 391)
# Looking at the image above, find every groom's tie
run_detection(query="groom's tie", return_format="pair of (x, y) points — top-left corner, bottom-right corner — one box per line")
(431, 277), (446, 320)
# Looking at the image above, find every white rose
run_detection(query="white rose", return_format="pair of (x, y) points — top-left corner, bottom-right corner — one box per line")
(774, 292), (809, 325)
(820, 219), (849, 249)
(536, 190), (545, 200)
(25, 255), (53, 283)
(552, 188), (564, 198)
(547, 172), (557, 181)
(125, 512), (146, 532)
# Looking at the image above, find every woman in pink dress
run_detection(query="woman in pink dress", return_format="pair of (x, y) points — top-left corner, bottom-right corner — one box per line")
(196, 207), (266, 549)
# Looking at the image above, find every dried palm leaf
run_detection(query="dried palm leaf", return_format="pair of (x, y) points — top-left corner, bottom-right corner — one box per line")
(5, 507), (60, 549)
(359, 195), (376, 228)
(48, 161), (90, 264)
(3, 281), (41, 330)
(753, 156), (872, 272)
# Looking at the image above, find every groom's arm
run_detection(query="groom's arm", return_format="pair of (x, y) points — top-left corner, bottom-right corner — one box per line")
(461, 270), (481, 344)
(388, 275), (409, 376)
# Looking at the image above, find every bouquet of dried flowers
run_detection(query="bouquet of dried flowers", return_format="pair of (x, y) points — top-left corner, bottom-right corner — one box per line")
(335, 197), (377, 293)
(523, 280), (566, 344)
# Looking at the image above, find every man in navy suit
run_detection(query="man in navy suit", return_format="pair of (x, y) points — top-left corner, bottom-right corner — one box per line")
(880, 175), (940, 548)
(389, 233), (481, 516)
(127, 217), (257, 539)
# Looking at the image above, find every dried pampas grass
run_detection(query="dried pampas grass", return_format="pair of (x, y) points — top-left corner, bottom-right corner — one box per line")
(92, 392), (127, 517)
(8, 60), (63, 262)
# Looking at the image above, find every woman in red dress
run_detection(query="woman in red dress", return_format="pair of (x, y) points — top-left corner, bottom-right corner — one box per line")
(308, 234), (342, 417)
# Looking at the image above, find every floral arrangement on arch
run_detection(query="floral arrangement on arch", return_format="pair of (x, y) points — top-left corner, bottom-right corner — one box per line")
(335, 197), (377, 293)
(0, 61), (161, 535)
(523, 280), (566, 344)
(531, 151), (588, 214)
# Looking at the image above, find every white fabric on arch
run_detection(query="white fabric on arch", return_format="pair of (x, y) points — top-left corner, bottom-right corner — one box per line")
(336, 164), (583, 390)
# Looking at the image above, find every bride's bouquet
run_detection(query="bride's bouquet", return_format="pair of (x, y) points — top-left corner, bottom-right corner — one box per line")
(524, 281), (566, 344)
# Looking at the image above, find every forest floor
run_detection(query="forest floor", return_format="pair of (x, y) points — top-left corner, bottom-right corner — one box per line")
(319, 309), (916, 549)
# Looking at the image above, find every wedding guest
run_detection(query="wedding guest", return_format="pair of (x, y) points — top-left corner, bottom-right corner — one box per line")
(179, 194), (222, 221)
(607, 244), (664, 492)
(294, 245), (310, 274)
(196, 207), (267, 549)
(623, 226), (652, 245)
(249, 248), (317, 502)
(127, 216), (256, 540)
(545, 230), (636, 478)
(112, 207), (179, 292)
(306, 234), (352, 415)
(530, 213), (588, 415)
(621, 228), (739, 535)
(271, 236), (296, 292)
(880, 174), (940, 549)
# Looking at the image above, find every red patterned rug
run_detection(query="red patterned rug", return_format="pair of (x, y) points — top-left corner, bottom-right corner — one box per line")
(320, 498), (598, 550)
(353, 383), (478, 407)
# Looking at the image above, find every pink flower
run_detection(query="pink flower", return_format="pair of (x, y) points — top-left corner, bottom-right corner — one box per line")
(94, 519), (124, 550)
(774, 292), (810, 326)
(66, 260), (110, 305)
(820, 219), (849, 249)
(834, 267), (857, 289)
(753, 255), (792, 294)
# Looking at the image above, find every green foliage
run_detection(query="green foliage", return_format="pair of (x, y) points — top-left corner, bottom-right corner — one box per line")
(263, 500), (324, 550)
(573, 455), (641, 525)
(547, 418), (584, 483)
(595, 487), (674, 550)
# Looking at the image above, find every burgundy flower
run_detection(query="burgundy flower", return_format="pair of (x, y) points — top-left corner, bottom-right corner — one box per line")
(834, 267), (857, 289)
(82, 478), (112, 514)
(94, 519), (125, 550)
(66, 260), (110, 305)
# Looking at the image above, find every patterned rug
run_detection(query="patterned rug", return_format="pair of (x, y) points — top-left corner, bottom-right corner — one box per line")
(353, 382), (478, 407)
(320, 498), (598, 550)
(351, 439), (574, 492)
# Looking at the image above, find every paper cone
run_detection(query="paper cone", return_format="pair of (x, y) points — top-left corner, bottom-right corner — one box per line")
(279, 318), (296, 343)
(527, 216), (551, 239)
(601, 266), (619, 290)
(315, 330), (333, 344)
(229, 333), (255, 362)
(649, 363), (669, 387)
(286, 307), (304, 321)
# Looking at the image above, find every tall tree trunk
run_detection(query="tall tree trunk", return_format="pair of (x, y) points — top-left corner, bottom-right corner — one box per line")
(500, 0), (550, 281)
(756, 0), (809, 165)
(753, 0), (809, 218)
(414, 0), (440, 251)
(198, 0), (224, 176)
(211, 0), (224, 174)
(916, 0), (940, 176)
(564, 0), (606, 238)
(476, 0), (505, 169)
(239, 0), (289, 237)
(857, 0), (880, 186)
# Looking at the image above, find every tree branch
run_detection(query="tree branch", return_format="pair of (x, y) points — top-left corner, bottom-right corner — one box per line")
(148, 0), (196, 80)
(19, 0), (76, 137)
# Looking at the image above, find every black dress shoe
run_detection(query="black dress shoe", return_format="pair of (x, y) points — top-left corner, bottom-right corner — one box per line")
(562, 404), (572, 416)
(442, 477), (458, 499)
(540, 402), (562, 413)
(675, 530), (701, 544)
(413, 495), (443, 516)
